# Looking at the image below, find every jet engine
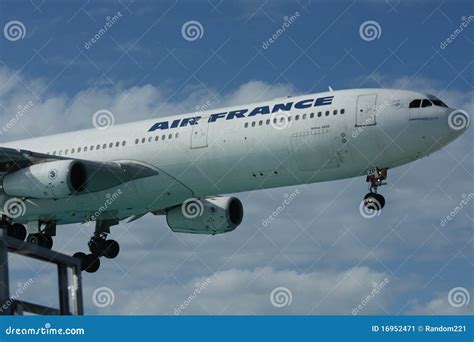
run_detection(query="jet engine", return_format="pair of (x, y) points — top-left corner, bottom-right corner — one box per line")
(2, 159), (87, 199)
(166, 196), (243, 235)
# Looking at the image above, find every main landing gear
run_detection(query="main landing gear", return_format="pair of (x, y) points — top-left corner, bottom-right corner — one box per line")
(0, 218), (55, 249)
(362, 167), (387, 211)
(73, 220), (120, 273)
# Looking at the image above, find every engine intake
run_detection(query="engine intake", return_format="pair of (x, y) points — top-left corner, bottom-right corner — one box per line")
(3, 160), (87, 199)
(166, 197), (243, 235)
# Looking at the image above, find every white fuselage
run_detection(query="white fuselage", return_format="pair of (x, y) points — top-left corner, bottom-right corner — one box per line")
(0, 88), (465, 225)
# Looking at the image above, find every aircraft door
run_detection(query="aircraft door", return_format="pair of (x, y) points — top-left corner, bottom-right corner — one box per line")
(190, 117), (210, 149)
(355, 94), (377, 127)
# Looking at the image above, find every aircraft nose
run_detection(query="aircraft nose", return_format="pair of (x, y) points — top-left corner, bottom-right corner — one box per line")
(447, 109), (470, 134)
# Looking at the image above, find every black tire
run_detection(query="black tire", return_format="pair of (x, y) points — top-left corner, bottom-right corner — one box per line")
(7, 223), (27, 241)
(73, 252), (88, 271)
(374, 193), (385, 209)
(84, 254), (100, 273)
(363, 193), (383, 211)
(44, 235), (53, 249)
(27, 234), (45, 247)
(89, 237), (106, 256)
(103, 240), (120, 259)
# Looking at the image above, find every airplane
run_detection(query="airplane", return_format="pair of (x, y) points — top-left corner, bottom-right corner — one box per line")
(0, 88), (469, 272)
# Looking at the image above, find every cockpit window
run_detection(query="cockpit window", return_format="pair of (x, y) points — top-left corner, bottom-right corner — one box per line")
(421, 99), (432, 107)
(431, 99), (448, 107)
(409, 99), (421, 108)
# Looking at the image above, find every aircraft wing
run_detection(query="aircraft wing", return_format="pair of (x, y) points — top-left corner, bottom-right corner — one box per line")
(0, 146), (158, 196)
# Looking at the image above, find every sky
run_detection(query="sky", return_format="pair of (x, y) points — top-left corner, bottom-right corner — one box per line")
(0, 0), (473, 315)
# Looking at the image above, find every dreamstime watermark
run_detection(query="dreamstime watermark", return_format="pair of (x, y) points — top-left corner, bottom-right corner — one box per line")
(85, 189), (123, 226)
(447, 109), (470, 131)
(92, 287), (115, 308)
(352, 278), (390, 315)
(5, 323), (85, 336)
(262, 11), (300, 50)
(2, 198), (27, 219)
(439, 193), (473, 228)
(359, 20), (382, 41)
(195, 100), (212, 115)
(3, 20), (26, 41)
(92, 109), (115, 130)
(181, 20), (204, 41)
(174, 277), (212, 315)
(262, 189), (300, 227)
(270, 287), (292, 308)
(0, 100), (34, 135)
(181, 198), (204, 219)
(84, 12), (123, 49)
(270, 110), (292, 130)
(0, 278), (34, 313)
(352, 100), (389, 139)
(447, 287), (470, 308)
(359, 197), (383, 219)
(440, 16), (474, 50)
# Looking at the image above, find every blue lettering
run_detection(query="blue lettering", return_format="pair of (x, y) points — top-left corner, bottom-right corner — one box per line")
(148, 121), (169, 132)
(248, 106), (270, 116)
(314, 96), (334, 106)
(208, 112), (227, 122)
(226, 109), (248, 120)
(271, 102), (293, 113)
(170, 119), (180, 128)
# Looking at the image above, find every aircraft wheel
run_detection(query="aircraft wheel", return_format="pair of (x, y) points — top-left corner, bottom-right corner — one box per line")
(7, 223), (27, 241)
(103, 240), (120, 259)
(363, 193), (385, 211)
(89, 237), (106, 256)
(84, 254), (100, 273)
(27, 234), (50, 248)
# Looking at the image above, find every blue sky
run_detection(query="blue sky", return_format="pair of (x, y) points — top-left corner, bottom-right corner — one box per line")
(0, 0), (472, 315)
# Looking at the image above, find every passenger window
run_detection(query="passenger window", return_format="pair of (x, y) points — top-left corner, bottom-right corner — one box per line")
(103, 144), (107, 149)
(52, 151), (56, 155)
(90, 146), (94, 151)
(266, 119), (270, 125)
(115, 142), (120, 147)
(78, 147), (82, 152)
(148, 137), (152, 142)
(251, 122), (256, 127)
(155, 136), (159, 141)
(409, 99), (421, 108)
(109, 143), (113, 148)
(295, 115), (299, 120)
(310, 113), (314, 118)
(341, 109), (345, 114)
(84, 147), (88, 152)
(273, 118), (277, 124)
(325, 111), (330, 116)
(141, 138), (145, 143)
(59, 150), (62, 156)
(318, 112), (322, 117)
(244, 123), (248, 128)
(122, 141), (126, 146)
(162, 135), (165, 140)
(65, 149), (69, 155)
(135, 139), (139, 144)
(259, 121), (263, 126)
(421, 99), (432, 107)
(168, 134), (172, 139)
(303, 114), (307, 119)
(96, 144), (100, 150)
(175, 133), (179, 138)
(333, 110), (338, 115)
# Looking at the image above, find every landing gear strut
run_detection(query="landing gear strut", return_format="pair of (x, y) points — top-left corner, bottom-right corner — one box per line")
(74, 219), (120, 273)
(363, 167), (387, 211)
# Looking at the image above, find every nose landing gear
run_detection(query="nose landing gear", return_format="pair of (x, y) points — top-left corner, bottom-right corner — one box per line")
(363, 167), (387, 211)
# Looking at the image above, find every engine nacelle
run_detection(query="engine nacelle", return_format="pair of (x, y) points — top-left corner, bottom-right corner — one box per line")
(2, 160), (87, 199)
(166, 197), (243, 235)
